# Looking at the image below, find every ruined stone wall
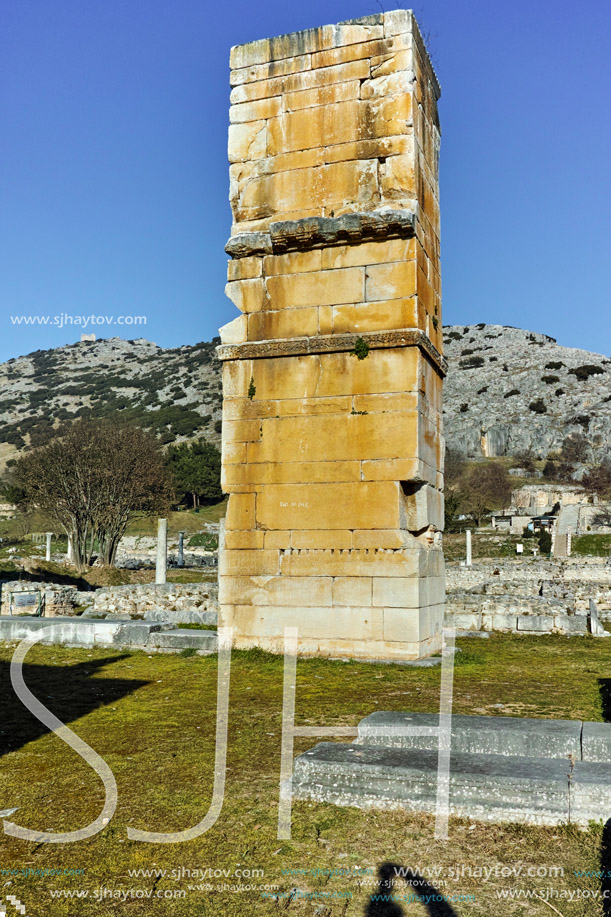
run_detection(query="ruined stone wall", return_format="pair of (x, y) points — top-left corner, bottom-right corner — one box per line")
(217, 11), (445, 659)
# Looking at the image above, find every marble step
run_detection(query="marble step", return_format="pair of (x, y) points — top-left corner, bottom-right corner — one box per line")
(293, 742), (610, 825)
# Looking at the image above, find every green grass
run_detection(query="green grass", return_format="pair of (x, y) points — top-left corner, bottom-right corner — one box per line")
(124, 501), (227, 536)
(573, 534), (611, 557)
(0, 634), (610, 915)
(176, 623), (217, 631)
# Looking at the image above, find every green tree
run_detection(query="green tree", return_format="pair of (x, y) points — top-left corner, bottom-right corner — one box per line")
(14, 421), (173, 570)
(165, 438), (222, 508)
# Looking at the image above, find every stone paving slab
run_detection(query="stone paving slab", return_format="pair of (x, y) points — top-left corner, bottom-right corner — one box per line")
(293, 743), (572, 825)
(356, 711), (582, 760)
(148, 631), (217, 653)
(581, 722), (611, 763)
(0, 616), (217, 654)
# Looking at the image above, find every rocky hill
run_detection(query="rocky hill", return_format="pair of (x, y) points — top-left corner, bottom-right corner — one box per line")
(0, 337), (222, 470)
(442, 324), (611, 462)
(0, 325), (609, 470)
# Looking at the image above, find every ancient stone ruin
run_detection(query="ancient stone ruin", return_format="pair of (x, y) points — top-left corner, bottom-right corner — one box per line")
(217, 11), (445, 659)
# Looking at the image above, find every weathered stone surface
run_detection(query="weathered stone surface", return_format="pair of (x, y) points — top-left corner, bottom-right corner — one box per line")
(219, 11), (443, 660)
(293, 743), (571, 825)
(356, 711), (582, 759)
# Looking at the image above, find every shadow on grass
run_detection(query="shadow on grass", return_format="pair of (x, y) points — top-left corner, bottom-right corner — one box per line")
(0, 568), (92, 591)
(599, 679), (611, 722)
(365, 863), (458, 916)
(0, 655), (149, 757)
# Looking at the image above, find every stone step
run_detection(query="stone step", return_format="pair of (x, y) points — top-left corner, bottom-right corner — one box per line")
(0, 616), (217, 654)
(293, 742), (609, 825)
(147, 630), (217, 654)
(356, 711), (583, 760)
(357, 711), (611, 763)
(143, 609), (218, 626)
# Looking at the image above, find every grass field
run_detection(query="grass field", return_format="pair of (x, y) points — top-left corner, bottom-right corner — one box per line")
(1, 634), (610, 915)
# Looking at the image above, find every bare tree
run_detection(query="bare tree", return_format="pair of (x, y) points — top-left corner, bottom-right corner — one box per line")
(14, 421), (173, 571)
(462, 462), (512, 526)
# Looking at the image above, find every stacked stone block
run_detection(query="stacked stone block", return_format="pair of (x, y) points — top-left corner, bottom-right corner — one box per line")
(217, 11), (446, 659)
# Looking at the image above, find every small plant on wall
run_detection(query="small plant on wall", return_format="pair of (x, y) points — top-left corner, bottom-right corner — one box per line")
(352, 337), (370, 360)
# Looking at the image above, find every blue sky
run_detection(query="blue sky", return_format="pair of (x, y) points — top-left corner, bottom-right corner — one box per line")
(1, 0), (609, 363)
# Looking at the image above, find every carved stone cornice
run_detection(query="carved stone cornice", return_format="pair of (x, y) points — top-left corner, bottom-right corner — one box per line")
(216, 328), (447, 376)
(225, 209), (417, 259)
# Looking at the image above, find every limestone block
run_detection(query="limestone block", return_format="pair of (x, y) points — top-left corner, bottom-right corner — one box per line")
(319, 306), (334, 334)
(230, 59), (371, 105)
(221, 419), (261, 443)
(353, 392), (419, 413)
(221, 442), (246, 464)
(227, 256), (263, 281)
(228, 121), (267, 163)
(331, 299), (418, 334)
(224, 530), (265, 550)
(332, 577), (372, 606)
(310, 37), (392, 70)
(360, 458), (420, 482)
(223, 460), (361, 486)
(263, 249), (321, 276)
(225, 278), (269, 313)
(360, 70), (415, 100)
(283, 80), (360, 112)
(370, 50), (412, 79)
(248, 307), (319, 341)
(264, 531), (292, 549)
(219, 314), (247, 345)
(292, 530), (353, 549)
(246, 412), (419, 465)
(379, 154), (417, 200)
(281, 548), (423, 579)
(482, 614), (517, 632)
(220, 575), (333, 607)
(516, 615), (555, 633)
(352, 530), (414, 550)
(321, 237), (415, 270)
(257, 481), (402, 530)
(402, 483), (444, 532)
(222, 398), (280, 421)
(230, 53), (312, 88)
(447, 612), (482, 631)
(229, 20), (384, 70)
(383, 605), (440, 643)
(372, 575), (445, 608)
(229, 95), (282, 124)
(225, 493), (256, 531)
(383, 9), (414, 37)
(234, 159), (378, 223)
(219, 549), (280, 576)
(266, 267), (364, 308)
(228, 603), (384, 641)
(365, 261), (417, 301)
(275, 397), (353, 417)
(248, 350), (419, 400)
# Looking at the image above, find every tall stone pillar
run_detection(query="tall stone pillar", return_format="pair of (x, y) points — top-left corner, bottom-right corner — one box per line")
(217, 11), (446, 659)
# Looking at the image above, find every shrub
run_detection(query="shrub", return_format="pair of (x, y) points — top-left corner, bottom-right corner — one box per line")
(569, 364), (604, 381)
(459, 356), (485, 369)
(529, 400), (547, 414)
(541, 375), (560, 384)
(459, 404), (469, 413)
(504, 389), (520, 398)
(545, 361), (563, 370)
